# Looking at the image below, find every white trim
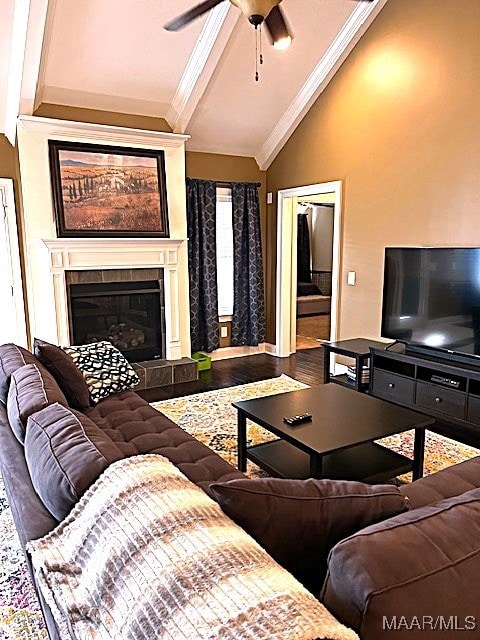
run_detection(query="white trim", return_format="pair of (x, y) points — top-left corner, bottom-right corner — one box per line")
(17, 115), (190, 148)
(167, 3), (236, 134)
(275, 181), (342, 358)
(208, 343), (266, 361)
(35, 238), (186, 360)
(0, 178), (28, 346)
(19, 0), (50, 115)
(32, 0), (56, 112)
(264, 342), (277, 356)
(4, 0), (31, 144)
(255, 0), (388, 170)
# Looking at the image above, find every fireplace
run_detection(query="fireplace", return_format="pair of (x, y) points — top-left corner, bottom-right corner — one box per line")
(66, 270), (166, 362)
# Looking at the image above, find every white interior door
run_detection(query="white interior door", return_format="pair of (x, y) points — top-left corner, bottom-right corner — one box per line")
(276, 181), (342, 357)
(0, 179), (27, 346)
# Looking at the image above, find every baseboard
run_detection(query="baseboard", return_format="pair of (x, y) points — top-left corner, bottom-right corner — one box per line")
(208, 343), (267, 361)
(264, 342), (277, 356)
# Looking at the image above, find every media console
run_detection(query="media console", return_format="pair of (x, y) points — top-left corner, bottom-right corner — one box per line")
(370, 345), (480, 432)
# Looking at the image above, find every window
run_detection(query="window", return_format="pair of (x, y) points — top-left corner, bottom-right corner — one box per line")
(216, 186), (234, 318)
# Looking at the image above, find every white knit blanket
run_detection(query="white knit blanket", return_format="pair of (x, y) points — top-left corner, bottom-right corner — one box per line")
(28, 455), (359, 640)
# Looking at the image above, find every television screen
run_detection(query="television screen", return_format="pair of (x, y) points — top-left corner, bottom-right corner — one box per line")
(382, 248), (480, 357)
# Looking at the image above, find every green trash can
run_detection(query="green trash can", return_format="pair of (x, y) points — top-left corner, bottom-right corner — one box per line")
(191, 351), (212, 371)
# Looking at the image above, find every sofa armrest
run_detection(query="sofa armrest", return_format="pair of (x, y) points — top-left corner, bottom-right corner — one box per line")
(399, 455), (480, 509)
(321, 487), (480, 639)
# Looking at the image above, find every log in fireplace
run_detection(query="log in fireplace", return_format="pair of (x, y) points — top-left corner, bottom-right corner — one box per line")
(67, 279), (166, 362)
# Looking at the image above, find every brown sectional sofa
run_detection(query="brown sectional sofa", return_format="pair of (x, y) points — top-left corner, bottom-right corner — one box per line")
(1, 342), (480, 639)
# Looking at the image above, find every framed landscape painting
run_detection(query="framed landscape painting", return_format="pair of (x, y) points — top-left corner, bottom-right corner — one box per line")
(49, 141), (169, 238)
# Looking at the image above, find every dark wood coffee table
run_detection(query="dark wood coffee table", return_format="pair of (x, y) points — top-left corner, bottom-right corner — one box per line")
(233, 384), (434, 482)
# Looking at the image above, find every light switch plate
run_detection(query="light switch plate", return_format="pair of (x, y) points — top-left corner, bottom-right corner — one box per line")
(220, 326), (228, 338)
(347, 271), (356, 286)
(267, 192), (273, 204)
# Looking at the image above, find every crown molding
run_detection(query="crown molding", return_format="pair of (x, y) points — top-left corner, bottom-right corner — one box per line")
(17, 115), (190, 148)
(255, 0), (388, 171)
(167, 3), (237, 134)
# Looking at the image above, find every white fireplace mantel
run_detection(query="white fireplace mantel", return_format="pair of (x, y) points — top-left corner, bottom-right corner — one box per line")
(32, 237), (190, 361)
(16, 115), (191, 361)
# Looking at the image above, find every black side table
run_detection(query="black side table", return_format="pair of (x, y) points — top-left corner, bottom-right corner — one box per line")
(323, 338), (387, 392)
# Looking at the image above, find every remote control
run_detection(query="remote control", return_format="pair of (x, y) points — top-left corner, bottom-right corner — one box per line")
(283, 413), (312, 426)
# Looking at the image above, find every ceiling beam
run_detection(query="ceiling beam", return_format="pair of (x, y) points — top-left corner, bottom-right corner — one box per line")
(255, 0), (388, 171)
(4, 0), (49, 144)
(167, 3), (239, 134)
(4, 0), (30, 144)
(19, 0), (49, 115)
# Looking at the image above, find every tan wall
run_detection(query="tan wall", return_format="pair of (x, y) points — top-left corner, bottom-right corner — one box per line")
(0, 135), (16, 177)
(33, 103), (172, 132)
(266, 0), (480, 344)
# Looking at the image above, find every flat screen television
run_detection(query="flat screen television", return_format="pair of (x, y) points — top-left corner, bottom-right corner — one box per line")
(382, 247), (480, 360)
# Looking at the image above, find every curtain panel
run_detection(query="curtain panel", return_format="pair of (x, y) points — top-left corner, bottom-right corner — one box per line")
(230, 182), (266, 347)
(297, 213), (312, 283)
(186, 178), (220, 352)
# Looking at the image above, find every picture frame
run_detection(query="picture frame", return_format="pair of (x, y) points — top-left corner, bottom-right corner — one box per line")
(48, 140), (169, 238)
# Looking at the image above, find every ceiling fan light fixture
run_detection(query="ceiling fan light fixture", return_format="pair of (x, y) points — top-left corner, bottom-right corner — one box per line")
(231, 0), (281, 20)
(273, 35), (291, 50)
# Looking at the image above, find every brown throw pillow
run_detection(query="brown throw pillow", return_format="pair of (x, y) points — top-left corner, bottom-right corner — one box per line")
(34, 338), (90, 410)
(7, 363), (68, 444)
(210, 477), (409, 596)
(25, 403), (125, 521)
(0, 343), (41, 405)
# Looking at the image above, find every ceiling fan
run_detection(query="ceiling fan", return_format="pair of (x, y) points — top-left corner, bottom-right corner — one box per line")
(164, 0), (374, 51)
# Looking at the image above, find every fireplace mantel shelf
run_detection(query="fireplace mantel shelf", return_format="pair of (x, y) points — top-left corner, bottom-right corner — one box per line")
(41, 237), (187, 249)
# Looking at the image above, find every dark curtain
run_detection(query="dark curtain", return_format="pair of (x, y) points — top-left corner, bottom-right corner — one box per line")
(186, 178), (220, 352)
(297, 213), (312, 283)
(230, 182), (266, 347)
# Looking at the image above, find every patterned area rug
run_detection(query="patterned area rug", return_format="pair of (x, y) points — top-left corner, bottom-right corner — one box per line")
(1, 375), (479, 637)
(0, 483), (47, 639)
(153, 374), (480, 479)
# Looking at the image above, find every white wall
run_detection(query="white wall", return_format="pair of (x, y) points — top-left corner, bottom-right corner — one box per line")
(310, 205), (334, 271)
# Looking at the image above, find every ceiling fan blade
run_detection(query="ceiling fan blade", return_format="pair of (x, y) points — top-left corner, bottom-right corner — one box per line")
(264, 5), (293, 47)
(164, 0), (225, 31)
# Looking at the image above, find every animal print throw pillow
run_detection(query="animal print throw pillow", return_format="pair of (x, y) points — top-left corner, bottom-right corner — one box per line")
(62, 341), (139, 404)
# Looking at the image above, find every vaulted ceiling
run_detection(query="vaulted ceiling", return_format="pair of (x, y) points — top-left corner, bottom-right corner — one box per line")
(1, 0), (387, 168)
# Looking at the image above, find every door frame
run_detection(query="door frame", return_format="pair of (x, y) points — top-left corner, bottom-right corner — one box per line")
(275, 180), (342, 357)
(0, 178), (28, 346)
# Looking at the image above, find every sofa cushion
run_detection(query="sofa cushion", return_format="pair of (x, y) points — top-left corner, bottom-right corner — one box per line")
(321, 487), (480, 639)
(85, 391), (245, 496)
(0, 343), (42, 405)
(62, 341), (139, 403)
(400, 454), (480, 509)
(34, 338), (90, 410)
(25, 403), (125, 521)
(7, 364), (68, 444)
(209, 477), (408, 595)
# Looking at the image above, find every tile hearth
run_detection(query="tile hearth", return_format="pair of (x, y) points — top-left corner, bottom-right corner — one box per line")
(133, 358), (198, 391)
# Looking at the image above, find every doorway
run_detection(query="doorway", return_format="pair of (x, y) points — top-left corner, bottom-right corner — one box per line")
(275, 181), (342, 357)
(0, 179), (27, 346)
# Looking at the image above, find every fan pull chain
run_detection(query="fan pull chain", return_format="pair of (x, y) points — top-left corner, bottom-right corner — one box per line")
(255, 25), (259, 81)
(259, 24), (263, 66)
(254, 24), (264, 82)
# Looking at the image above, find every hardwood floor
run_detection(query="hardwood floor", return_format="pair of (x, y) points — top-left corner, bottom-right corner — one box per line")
(138, 347), (325, 402)
(296, 314), (331, 350)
